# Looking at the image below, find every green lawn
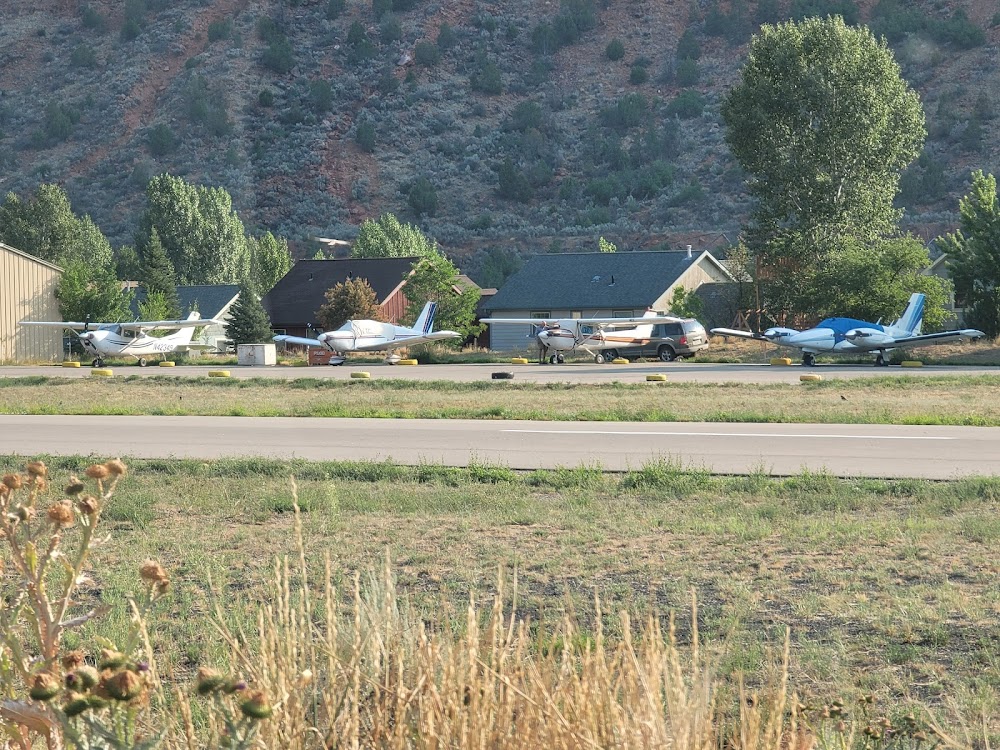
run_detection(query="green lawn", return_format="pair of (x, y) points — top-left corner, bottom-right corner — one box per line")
(3, 374), (1000, 425)
(5, 455), (996, 737)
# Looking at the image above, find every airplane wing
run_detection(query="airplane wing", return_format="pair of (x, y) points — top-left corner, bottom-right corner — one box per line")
(20, 321), (103, 330)
(710, 327), (768, 340)
(273, 335), (323, 347)
(352, 331), (461, 352)
(888, 329), (986, 348)
(119, 319), (222, 331)
(484, 316), (679, 326)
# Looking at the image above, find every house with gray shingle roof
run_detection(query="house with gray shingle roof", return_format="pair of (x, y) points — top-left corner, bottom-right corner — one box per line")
(483, 249), (733, 350)
(129, 284), (240, 352)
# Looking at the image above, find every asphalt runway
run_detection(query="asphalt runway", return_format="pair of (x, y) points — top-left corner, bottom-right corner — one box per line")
(1, 415), (997, 479)
(0, 361), (996, 384)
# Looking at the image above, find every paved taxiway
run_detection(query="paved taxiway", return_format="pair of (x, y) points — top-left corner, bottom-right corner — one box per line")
(0, 362), (996, 384)
(1, 415), (997, 479)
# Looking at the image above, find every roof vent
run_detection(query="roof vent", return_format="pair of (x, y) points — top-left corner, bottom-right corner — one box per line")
(686, 244), (693, 259)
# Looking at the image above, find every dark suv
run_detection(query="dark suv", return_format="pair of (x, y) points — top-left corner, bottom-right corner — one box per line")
(599, 318), (709, 362)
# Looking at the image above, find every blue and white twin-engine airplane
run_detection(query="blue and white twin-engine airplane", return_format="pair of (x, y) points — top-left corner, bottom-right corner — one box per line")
(712, 293), (986, 366)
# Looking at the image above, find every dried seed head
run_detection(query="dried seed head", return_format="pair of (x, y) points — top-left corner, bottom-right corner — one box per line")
(75, 665), (100, 690)
(63, 693), (91, 717)
(104, 459), (127, 477)
(99, 649), (127, 671)
(15, 505), (36, 523)
(29, 672), (61, 702)
(47, 500), (75, 528)
(25, 461), (47, 478)
(104, 670), (143, 702)
(239, 690), (273, 720)
(140, 560), (170, 590)
(77, 495), (100, 517)
(64, 477), (86, 496)
(62, 650), (86, 671)
(2, 473), (22, 490)
(84, 464), (110, 480)
(196, 667), (226, 695)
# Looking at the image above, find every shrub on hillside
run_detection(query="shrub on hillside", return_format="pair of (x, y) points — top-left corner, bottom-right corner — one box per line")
(507, 101), (544, 132)
(262, 35), (294, 74)
(676, 58), (699, 87)
(356, 121), (376, 152)
(630, 65), (649, 85)
(414, 41), (441, 67)
(379, 13), (402, 43)
(70, 44), (98, 69)
(207, 17), (232, 42)
(665, 90), (704, 119)
(146, 123), (176, 156)
(600, 93), (648, 130)
(437, 22), (457, 49)
(606, 38), (625, 61)
(326, 0), (346, 19)
(309, 80), (333, 114)
(497, 159), (533, 201)
(407, 177), (438, 216)
(471, 61), (503, 95)
(676, 28), (700, 61)
(81, 4), (108, 32)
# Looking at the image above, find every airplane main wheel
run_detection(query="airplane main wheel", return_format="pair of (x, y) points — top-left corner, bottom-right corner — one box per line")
(138, 357), (148, 367)
(556, 353), (565, 364)
(875, 353), (888, 367)
(549, 355), (557, 364)
(802, 353), (816, 367)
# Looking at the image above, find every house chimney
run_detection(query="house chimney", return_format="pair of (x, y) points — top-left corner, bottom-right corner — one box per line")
(686, 244), (692, 259)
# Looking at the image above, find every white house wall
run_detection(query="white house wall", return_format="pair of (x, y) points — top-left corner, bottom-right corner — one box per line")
(649, 257), (733, 310)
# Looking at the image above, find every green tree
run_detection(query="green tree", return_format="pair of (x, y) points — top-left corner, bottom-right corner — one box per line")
(598, 237), (617, 253)
(351, 213), (439, 259)
(247, 231), (292, 297)
(225, 285), (272, 345)
(316, 277), (384, 330)
(937, 170), (1000, 336)
(722, 16), (925, 318)
(137, 290), (174, 336)
(667, 286), (705, 319)
(137, 174), (250, 286)
(56, 258), (131, 326)
(0, 184), (80, 264)
(140, 228), (180, 319)
(402, 253), (481, 345)
(808, 236), (951, 329)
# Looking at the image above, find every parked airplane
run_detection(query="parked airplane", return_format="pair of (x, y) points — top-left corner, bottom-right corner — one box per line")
(483, 310), (683, 363)
(711, 293), (985, 366)
(21, 312), (220, 367)
(273, 301), (460, 364)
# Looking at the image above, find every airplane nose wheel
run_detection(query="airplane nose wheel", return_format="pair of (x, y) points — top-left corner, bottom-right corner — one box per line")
(91, 358), (104, 368)
(138, 357), (148, 367)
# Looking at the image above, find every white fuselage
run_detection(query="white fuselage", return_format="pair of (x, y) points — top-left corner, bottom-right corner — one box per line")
(80, 327), (193, 358)
(317, 321), (424, 352)
(536, 321), (656, 352)
(762, 317), (903, 354)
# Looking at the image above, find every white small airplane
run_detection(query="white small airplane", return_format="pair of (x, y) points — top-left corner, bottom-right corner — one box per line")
(273, 301), (460, 365)
(712, 293), (986, 366)
(20, 312), (221, 367)
(484, 310), (682, 363)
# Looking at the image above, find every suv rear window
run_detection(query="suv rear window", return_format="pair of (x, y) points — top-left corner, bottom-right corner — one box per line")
(654, 323), (684, 337)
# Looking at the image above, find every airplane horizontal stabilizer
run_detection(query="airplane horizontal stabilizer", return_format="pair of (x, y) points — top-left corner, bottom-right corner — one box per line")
(711, 327), (766, 340)
(273, 335), (323, 347)
(890, 329), (986, 348)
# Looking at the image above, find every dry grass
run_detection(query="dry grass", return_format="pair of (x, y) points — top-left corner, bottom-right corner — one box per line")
(3, 374), (1000, 425)
(1, 456), (991, 743)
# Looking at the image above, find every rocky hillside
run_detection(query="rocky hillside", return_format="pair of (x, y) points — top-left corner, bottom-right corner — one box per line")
(1, 0), (998, 281)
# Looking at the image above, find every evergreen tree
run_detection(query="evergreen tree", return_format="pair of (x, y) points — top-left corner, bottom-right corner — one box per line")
(141, 228), (180, 318)
(316, 278), (383, 330)
(937, 170), (1000, 336)
(225, 285), (273, 346)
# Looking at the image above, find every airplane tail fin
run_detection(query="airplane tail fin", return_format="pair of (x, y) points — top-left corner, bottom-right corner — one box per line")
(172, 312), (203, 345)
(891, 293), (925, 335)
(413, 302), (437, 334)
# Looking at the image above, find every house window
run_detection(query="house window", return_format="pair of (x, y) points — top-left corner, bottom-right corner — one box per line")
(570, 310), (582, 319)
(530, 311), (551, 319)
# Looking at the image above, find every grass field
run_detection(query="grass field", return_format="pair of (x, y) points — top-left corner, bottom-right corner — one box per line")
(3, 374), (1000, 425)
(5, 455), (996, 737)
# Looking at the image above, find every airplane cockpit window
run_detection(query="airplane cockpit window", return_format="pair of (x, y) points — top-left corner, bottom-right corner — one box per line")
(111, 325), (122, 336)
(580, 325), (594, 335)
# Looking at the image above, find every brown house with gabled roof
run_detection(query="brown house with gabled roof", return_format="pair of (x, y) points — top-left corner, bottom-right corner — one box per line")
(261, 257), (417, 338)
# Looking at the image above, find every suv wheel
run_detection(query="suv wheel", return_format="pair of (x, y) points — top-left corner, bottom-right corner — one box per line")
(658, 345), (676, 362)
(604, 349), (618, 361)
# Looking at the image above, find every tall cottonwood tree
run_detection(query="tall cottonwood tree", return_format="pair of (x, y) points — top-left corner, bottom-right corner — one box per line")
(722, 16), (926, 320)
(937, 170), (1000, 337)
